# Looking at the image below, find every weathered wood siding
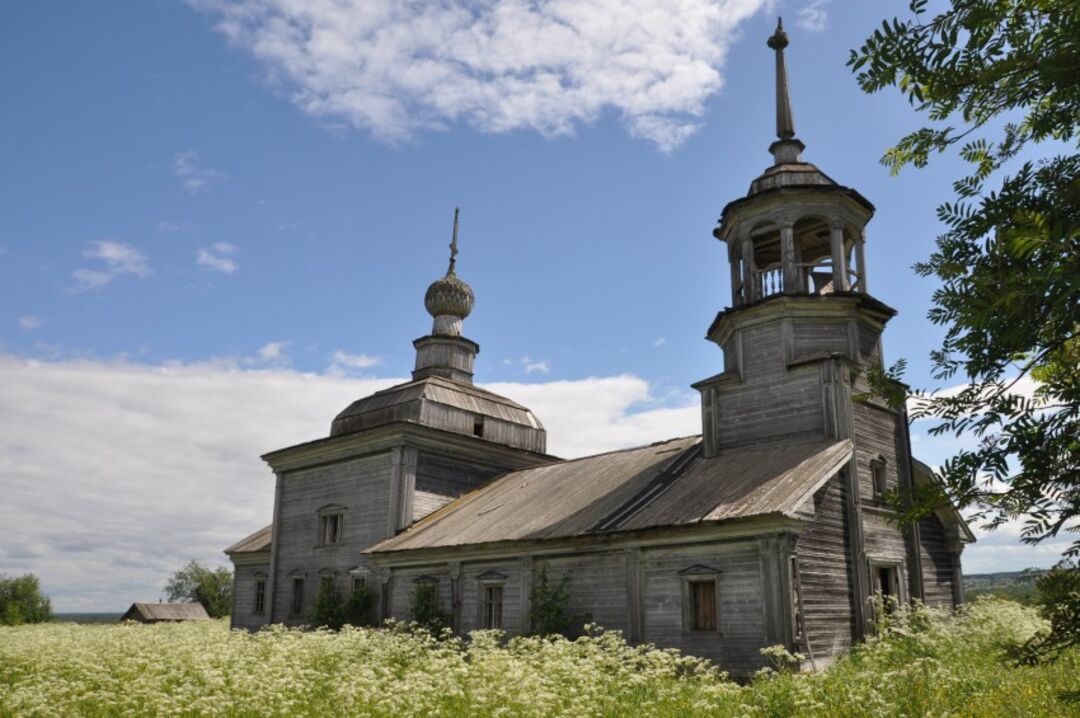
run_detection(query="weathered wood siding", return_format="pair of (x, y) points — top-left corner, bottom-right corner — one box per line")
(794, 475), (854, 660)
(852, 402), (906, 502)
(641, 541), (765, 672)
(535, 552), (630, 633)
(231, 563), (269, 631)
(413, 454), (501, 522)
(791, 319), (851, 361)
(458, 561), (524, 634)
(711, 321), (825, 450)
(918, 514), (956, 607)
(272, 452), (393, 624)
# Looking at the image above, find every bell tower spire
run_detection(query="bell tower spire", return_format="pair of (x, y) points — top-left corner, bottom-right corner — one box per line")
(767, 18), (805, 165)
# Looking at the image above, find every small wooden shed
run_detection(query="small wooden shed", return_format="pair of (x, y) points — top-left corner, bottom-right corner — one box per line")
(121, 602), (210, 623)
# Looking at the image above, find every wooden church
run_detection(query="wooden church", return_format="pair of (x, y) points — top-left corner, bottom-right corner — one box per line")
(225, 21), (973, 673)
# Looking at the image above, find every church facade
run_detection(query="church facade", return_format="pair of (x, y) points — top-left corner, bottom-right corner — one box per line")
(225, 22), (972, 674)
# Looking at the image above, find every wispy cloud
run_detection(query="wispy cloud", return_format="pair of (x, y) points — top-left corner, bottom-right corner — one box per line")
(797, 0), (830, 32)
(173, 150), (226, 194)
(191, 0), (769, 151)
(328, 350), (382, 375)
(257, 341), (289, 362)
(196, 242), (239, 274)
(653, 337), (667, 348)
(18, 316), (41, 330)
(72, 240), (152, 292)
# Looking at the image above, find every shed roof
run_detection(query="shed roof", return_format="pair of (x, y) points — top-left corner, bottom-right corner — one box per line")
(224, 524), (272, 554)
(122, 602), (210, 621)
(368, 435), (852, 553)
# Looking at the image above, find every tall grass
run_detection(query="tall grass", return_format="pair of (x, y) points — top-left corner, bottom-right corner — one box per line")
(1, 597), (1076, 717)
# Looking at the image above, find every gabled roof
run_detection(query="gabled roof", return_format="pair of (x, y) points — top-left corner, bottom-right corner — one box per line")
(224, 524), (272, 554)
(122, 602), (210, 621)
(368, 436), (852, 554)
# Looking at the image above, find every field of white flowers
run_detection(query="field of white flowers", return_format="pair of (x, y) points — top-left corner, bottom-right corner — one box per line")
(1, 597), (1077, 717)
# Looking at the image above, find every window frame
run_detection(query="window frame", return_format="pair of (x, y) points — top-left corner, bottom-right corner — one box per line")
(289, 574), (306, 617)
(473, 571), (506, 630)
(315, 504), (346, 547)
(870, 457), (888, 499)
(253, 575), (266, 616)
(679, 564), (722, 634)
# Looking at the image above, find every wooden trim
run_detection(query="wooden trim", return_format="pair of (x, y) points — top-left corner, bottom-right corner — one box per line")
(266, 471), (284, 622)
(367, 515), (803, 566)
(625, 548), (643, 642)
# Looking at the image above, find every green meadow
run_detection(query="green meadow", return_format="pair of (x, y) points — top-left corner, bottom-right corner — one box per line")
(1, 597), (1076, 717)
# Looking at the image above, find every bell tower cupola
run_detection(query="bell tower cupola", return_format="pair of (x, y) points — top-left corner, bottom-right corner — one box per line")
(694, 20), (897, 459)
(718, 18), (873, 305)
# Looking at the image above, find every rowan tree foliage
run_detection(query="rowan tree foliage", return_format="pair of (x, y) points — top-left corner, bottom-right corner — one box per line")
(164, 561), (232, 618)
(850, 0), (1080, 659)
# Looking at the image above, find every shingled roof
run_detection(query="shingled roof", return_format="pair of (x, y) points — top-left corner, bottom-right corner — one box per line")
(368, 435), (852, 554)
(224, 524), (272, 555)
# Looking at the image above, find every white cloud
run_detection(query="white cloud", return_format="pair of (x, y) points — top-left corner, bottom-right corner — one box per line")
(522, 357), (550, 375)
(3, 351), (1070, 611)
(196, 242), (240, 274)
(18, 316), (41, 330)
(191, 0), (769, 151)
(0, 354), (700, 610)
(72, 240), (152, 292)
(257, 341), (289, 362)
(328, 350), (382, 375)
(173, 150), (226, 193)
(653, 337), (667, 347)
(797, 1), (829, 32)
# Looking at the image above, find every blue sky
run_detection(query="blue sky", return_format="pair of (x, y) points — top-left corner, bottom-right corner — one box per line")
(0, 1), (1066, 610)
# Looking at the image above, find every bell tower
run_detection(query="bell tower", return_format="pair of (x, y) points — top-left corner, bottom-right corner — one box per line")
(694, 20), (925, 639)
(694, 19), (897, 459)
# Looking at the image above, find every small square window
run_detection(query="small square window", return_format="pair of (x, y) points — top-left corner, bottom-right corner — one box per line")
(319, 513), (343, 545)
(253, 579), (266, 615)
(352, 576), (367, 594)
(688, 580), (717, 631)
(481, 584), (503, 629)
(320, 575), (336, 594)
(290, 577), (305, 615)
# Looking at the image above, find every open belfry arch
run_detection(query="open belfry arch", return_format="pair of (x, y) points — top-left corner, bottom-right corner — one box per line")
(224, 19), (973, 674)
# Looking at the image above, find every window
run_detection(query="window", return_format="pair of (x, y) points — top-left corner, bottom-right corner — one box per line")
(253, 579), (266, 615)
(320, 574), (336, 594)
(473, 415), (485, 437)
(789, 557), (803, 639)
(352, 575), (367, 594)
(689, 580), (717, 631)
(290, 577), (305, 615)
(481, 584), (503, 629)
(871, 458), (887, 498)
(319, 512), (343, 545)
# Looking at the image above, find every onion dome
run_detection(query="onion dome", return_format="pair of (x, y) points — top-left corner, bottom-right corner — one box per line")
(425, 271), (474, 320)
(424, 208), (474, 337)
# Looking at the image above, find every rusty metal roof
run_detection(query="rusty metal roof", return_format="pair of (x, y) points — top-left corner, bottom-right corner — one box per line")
(224, 524), (272, 554)
(368, 436), (852, 553)
(122, 602), (210, 621)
